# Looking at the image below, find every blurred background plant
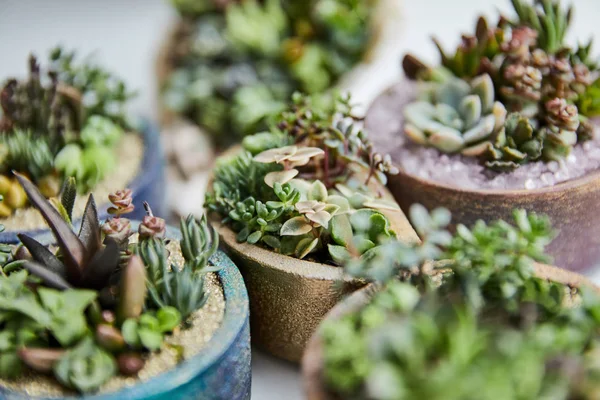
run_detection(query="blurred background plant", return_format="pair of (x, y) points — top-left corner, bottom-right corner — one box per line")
(322, 205), (600, 399)
(162, 0), (376, 147)
(0, 48), (134, 216)
(402, 0), (600, 171)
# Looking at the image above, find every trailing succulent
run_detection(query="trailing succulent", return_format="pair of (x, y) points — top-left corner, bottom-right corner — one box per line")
(402, 0), (600, 171)
(322, 205), (600, 399)
(0, 175), (221, 393)
(0, 48), (133, 216)
(163, 0), (375, 146)
(206, 93), (400, 262)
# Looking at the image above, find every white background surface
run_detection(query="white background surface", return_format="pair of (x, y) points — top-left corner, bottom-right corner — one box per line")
(1, 1), (600, 399)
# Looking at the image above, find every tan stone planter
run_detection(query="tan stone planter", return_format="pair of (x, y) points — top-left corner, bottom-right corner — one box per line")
(301, 264), (600, 399)
(209, 151), (419, 362)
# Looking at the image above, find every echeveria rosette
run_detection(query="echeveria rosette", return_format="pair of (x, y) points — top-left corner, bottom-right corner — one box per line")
(401, 0), (600, 171)
(404, 73), (507, 154)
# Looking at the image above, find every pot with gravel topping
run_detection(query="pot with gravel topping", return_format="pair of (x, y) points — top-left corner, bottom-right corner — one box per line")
(0, 47), (166, 243)
(0, 178), (250, 399)
(366, 0), (600, 272)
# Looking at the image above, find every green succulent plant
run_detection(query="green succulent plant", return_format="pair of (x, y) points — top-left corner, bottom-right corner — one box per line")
(0, 55), (81, 150)
(121, 307), (181, 351)
(404, 74), (507, 153)
(474, 112), (544, 171)
(54, 336), (117, 393)
(0, 129), (55, 182)
(323, 206), (600, 399)
(402, 0), (599, 170)
(14, 173), (122, 299)
(510, 0), (572, 54)
(136, 214), (221, 320)
(323, 281), (600, 400)
(0, 270), (100, 378)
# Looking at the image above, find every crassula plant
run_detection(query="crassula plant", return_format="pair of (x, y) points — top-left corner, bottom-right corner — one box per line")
(321, 206), (600, 399)
(0, 47), (134, 216)
(206, 93), (400, 262)
(402, 0), (599, 171)
(0, 174), (220, 393)
(162, 0), (376, 145)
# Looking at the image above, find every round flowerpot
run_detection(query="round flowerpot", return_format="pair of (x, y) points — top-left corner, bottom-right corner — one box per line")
(301, 263), (600, 400)
(0, 121), (166, 244)
(210, 171), (420, 363)
(366, 82), (600, 273)
(0, 222), (251, 400)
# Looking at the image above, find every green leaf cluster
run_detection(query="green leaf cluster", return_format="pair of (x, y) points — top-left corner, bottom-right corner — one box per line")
(0, 270), (97, 379)
(402, 0), (600, 170)
(162, 0), (373, 143)
(323, 206), (600, 399)
(122, 307), (181, 351)
(136, 215), (221, 320)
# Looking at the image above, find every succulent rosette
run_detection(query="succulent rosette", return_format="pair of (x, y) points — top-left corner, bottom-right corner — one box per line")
(402, 0), (600, 171)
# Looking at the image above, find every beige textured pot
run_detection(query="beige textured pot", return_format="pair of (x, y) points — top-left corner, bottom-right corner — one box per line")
(209, 152), (419, 362)
(301, 264), (600, 400)
(366, 82), (600, 273)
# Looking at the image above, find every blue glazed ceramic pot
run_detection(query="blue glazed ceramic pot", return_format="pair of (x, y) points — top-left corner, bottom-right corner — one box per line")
(0, 121), (166, 244)
(0, 223), (251, 400)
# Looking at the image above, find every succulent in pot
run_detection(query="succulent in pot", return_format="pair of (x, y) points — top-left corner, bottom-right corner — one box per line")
(303, 205), (600, 399)
(366, 0), (600, 272)
(0, 47), (166, 243)
(205, 93), (419, 362)
(0, 175), (250, 399)
(157, 0), (402, 150)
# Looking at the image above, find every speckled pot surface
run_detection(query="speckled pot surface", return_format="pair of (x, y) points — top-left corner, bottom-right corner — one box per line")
(301, 263), (600, 400)
(209, 160), (420, 363)
(0, 121), (166, 244)
(366, 83), (600, 273)
(0, 223), (251, 400)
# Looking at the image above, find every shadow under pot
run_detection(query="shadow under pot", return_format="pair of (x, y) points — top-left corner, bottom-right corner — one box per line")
(0, 121), (166, 244)
(366, 82), (600, 273)
(301, 263), (600, 400)
(0, 222), (251, 400)
(209, 167), (420, 363)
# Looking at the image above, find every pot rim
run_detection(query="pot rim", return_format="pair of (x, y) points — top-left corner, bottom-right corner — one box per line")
(0, 222), (250, 400)
(366, 81), (600, 197)
(301, 262), (600, 400)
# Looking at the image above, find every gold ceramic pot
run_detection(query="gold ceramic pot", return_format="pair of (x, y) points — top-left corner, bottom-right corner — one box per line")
(366, 82), (600, 273)
(209, 150), (420, 362)
(301, 263), (600, 400)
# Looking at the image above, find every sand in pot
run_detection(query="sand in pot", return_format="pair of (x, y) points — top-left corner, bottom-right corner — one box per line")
(367, 82), (600, 190)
